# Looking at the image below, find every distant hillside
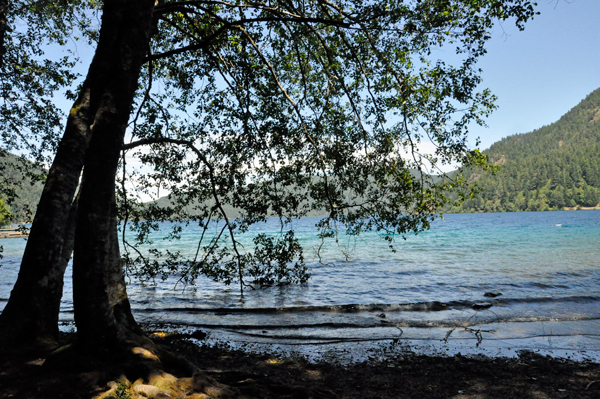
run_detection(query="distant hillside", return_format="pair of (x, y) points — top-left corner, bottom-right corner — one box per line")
(447, 87), (600, 213)
(153, 187), (330, 219)
(150, 171), (432, 219)
(0, 152), (45, 222)
(7, 87), (600, 219)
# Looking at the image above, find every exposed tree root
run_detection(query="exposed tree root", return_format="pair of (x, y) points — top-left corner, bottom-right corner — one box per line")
(39, 336), (236, 399)
(0, 327), (60, 357)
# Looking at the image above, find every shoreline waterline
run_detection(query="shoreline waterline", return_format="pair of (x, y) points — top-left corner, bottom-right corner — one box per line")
(108, 316), (598, 365)
(2, 210), (600, 363)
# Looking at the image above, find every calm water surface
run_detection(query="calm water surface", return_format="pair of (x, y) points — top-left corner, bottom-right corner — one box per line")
(2, 211), (600, 360)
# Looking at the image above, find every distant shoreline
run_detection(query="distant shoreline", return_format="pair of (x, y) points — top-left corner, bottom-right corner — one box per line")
(0, 229), (29, 239)
(445, 205), (600, 214)
(563, 205), (600, 211)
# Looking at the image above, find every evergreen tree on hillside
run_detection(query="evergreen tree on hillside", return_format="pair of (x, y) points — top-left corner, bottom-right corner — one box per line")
(0, 198), (9, 226)
(0, 154), (45, 222)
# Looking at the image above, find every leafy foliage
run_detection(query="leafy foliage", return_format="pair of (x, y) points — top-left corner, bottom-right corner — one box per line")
(0, 1), (98, 213)
(0, 1), (539, 292)
(114, 0), (537, 291)
(446, 87), (600, 213)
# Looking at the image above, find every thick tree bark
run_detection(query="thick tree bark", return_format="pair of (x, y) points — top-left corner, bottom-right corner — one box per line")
(0, 0), (155, 352)
(108, 209), (141, 336)
(72, 0), (156, 350)
(0, 89), (90, 349)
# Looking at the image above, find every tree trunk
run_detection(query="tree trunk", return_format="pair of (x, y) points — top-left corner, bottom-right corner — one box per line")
(108, 206), (142, 336)
(72, 0), (155, 350)
(0, 89), (90, 350)
(0, 0), (155, 352)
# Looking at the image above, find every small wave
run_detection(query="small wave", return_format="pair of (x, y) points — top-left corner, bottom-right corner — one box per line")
(554, 271), (587, 277)
(156, 319), (470, 330)
(173, 322), (381, 330)
(141, 314), (600, 333)
(151, 300), (464, 315)
(495, 295), (600, 305)
(526, 282), (571, 289)
(394, 269), (429, 276)
(145, 295), (600, 316)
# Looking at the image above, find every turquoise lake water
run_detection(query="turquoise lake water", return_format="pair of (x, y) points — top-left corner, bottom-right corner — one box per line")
(2, 210), (600, 361)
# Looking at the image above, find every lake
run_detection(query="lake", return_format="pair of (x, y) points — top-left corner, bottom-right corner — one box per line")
(2, 210), (600, 362)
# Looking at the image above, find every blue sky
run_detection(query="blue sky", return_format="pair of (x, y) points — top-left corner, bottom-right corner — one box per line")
(468, 0), (600, 149)
(53, 0), (600, 154)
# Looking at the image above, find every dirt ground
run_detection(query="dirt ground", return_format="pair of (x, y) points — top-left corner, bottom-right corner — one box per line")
(1, 332), (600, 398)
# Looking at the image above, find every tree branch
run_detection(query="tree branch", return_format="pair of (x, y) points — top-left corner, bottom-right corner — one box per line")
(123, 136), (249, 293)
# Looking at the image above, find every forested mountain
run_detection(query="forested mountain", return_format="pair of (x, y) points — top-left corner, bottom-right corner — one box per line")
(5, 86), (600, 219)
(0, 152), (45, 223)
(446, 87), (600, 213)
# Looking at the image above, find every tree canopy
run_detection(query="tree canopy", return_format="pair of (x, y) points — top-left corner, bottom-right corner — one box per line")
(118, 0), (537, 290)
(0, 0), (538, 369)
(0, 0), (96, 221)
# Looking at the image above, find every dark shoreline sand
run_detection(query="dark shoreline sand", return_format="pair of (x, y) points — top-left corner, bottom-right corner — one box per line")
(2, 332), (600, 398)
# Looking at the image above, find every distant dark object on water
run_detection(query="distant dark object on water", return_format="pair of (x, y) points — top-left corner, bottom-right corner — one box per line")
(484, 291), (502, 298)
(377, 313), (386, 318)
(472, 302), (493, 310)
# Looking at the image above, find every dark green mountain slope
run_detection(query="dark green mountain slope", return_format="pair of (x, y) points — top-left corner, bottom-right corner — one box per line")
(0, 152), (45, 223)
(447, 87), (600, 213)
